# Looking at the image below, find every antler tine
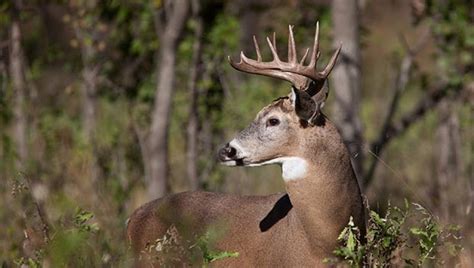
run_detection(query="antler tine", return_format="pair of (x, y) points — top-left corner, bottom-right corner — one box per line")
(266, 33), (281, 63)
(288, 25), (297, 63)
(272, 32), (277, 53)
(321, 44), (342, 76)
(253, 35), (262, 62)
(300, 48), (310, 65)
(309, 21), (320, 68)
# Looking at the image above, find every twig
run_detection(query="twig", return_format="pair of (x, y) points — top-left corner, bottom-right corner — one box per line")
(34, 201), (50, 243)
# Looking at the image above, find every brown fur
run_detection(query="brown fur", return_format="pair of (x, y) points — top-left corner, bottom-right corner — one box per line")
(127, 98), (365, 267)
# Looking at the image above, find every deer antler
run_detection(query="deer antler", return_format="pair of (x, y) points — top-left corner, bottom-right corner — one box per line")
(228, 22), (341, 94)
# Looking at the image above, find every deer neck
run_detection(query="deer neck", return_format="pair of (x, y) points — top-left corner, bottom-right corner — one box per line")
(282, 122), (364, 256)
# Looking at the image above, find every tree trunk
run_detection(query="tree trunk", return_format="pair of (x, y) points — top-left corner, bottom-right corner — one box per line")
(0, 59), (7, 178)
(74, 19), (101, 183)
(435, 100), (461, 221)
(147, 0), (189, 199)
(81, 59), (98, 144)
(330, 0), (364, 183)
(9, 7), (28, 171)
(186, 0), (204, 190)
(81, 60), (100, 183)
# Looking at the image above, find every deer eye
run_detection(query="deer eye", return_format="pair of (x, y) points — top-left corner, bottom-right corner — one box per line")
(267, 118), (280, 127)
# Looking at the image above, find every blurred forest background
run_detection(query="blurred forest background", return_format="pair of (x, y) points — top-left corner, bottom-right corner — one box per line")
(0, 0), (472, 266)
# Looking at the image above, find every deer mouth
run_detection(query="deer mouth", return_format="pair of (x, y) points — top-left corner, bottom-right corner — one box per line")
(218, 150), (247, 166)
(220, 158), (246, 166)
(221, 156), (278, 167)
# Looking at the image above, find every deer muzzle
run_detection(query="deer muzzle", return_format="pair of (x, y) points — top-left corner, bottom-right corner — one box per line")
(218, 141), (247, 166)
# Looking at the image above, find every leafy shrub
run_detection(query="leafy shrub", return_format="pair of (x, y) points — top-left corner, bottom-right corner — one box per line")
(141, 226), (239, 266)
(15, 207), (106, 267)
(327, 201), (463, 267)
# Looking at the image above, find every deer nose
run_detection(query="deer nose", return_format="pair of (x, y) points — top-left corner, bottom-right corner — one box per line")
(218, 143), (237, 161)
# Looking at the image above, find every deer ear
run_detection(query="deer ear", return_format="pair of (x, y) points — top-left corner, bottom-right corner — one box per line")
(291, 87), (317, 122)
(311, 80), (329, 110)
(291, 81), (329, 124)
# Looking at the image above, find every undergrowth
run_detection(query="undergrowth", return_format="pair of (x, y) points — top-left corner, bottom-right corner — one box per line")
(142, 226), (239, 266)
(326, 200), (463, 267)
(9, 175), (462, 267)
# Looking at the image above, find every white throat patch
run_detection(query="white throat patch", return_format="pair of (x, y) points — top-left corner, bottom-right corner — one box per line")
(249, 157), (308, 181)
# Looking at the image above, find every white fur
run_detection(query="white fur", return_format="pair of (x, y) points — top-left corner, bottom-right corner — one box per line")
(290, 88), (297, 105)
(222, 160), (237, 166)
(249, 157), (308, 181)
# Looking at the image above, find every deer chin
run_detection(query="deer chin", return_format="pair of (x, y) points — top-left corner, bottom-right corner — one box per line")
(220, 158), (244, 166)
(248, 157), (308, 181)
(220, 157), (270, 167)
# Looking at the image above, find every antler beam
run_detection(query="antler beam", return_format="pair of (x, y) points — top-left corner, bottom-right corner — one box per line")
(228, 22), (341, 92)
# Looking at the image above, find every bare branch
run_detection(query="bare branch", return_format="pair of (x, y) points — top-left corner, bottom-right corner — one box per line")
(362, 30), (429, 188)
(386, 83), (460, 139)
(364, 81), (463, 188)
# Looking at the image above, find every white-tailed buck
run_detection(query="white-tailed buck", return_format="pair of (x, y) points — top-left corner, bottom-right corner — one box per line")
(127, 23), (365, 267)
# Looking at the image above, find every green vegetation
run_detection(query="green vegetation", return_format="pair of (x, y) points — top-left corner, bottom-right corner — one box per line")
(328, 202), (463, 267)
(0, 0), (471, 266)
(193, 231), (239, 265)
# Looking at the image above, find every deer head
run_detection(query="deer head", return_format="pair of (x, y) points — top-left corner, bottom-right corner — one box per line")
(218, 23), (341, 180)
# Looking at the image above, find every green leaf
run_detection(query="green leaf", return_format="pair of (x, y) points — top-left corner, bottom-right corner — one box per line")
(338, 226), (348, 241)
(207, 251), (239, 263)
(347, 231), (355, 251)
(370, 210), (384, 226)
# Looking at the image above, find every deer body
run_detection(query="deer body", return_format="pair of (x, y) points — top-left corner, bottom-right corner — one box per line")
(127, 23), (365, 267)
(128, 192), (315, 266)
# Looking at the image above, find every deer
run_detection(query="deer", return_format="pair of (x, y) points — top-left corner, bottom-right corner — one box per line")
(127, 23), (366, 267)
